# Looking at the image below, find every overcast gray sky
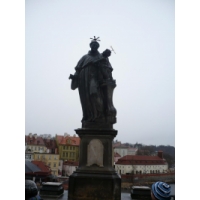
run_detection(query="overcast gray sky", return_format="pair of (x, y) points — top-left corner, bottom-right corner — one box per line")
(25, 0), (175, 146)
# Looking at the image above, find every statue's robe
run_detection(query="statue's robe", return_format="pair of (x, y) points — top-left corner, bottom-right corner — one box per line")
(71, 50), (113, 123)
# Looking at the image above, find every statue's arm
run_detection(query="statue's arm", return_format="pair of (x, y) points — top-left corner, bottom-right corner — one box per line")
(69, 56), (85, 90)
(69, 72), (79, 90)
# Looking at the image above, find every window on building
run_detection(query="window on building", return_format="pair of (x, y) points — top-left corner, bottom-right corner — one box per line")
(25, 155), (31, 159)
(54, 163), (56, 167)
(54, 156), (56, 160)
(63, 152), (65, 157)
(48, 163), (51, 167)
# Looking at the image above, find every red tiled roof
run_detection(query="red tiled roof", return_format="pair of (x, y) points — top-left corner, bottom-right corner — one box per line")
(116, 155), (166, 165)
(25, 136), (45, 146)
(63, 160), (79, 166)
(43, 138), (57, 149)
(114, 152), (121, 157)
(31, 161), (51, 173)
(56, 135), (80, 146)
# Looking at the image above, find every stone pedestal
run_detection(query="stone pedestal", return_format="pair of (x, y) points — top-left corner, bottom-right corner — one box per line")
(68, 128), (121, 200)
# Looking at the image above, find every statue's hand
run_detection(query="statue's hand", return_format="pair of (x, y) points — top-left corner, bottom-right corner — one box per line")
(69, 74), (75, 79)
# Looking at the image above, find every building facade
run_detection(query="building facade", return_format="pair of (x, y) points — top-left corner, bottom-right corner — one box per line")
(127, 147), (138, 155)
(113, 152), (121, 164)
(25, 152), (34, 161)
(55, 133), (80, 161)
(33, 153), (60, 176)
(62, 160), (79, 176)
(25, 133), (47, 153)
(113, 145), (128, 157)
(115, 151), (168, 175)
(25, 132), (80, 176)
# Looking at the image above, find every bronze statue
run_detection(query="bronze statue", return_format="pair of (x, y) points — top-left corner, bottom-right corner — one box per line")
(69, 37), (116, 129)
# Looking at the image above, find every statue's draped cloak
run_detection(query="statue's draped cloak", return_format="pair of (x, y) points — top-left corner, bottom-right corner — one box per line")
(74, 51), (113, 122)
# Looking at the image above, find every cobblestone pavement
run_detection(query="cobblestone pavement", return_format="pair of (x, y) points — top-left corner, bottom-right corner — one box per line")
(41, 190), (132, 200)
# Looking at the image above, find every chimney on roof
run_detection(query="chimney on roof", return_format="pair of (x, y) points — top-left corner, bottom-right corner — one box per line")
(73, 134), (76, 137)
(34, 133), (37, 139)
(64, 132), (70, 137)
(29, 133), (32, 138)
(157, 151), (163, 159)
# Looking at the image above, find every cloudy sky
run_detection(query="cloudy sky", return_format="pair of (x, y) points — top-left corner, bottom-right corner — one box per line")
(25, 0), (175, 146)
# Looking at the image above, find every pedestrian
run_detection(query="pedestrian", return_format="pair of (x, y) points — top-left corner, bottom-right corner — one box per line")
(151, 181), (171, 200)
(25, 180), (43, 200)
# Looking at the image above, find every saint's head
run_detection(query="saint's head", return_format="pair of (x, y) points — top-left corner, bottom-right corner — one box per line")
(89, 36), (100, 52)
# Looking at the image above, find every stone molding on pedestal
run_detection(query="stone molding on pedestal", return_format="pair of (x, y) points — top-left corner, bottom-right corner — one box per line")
(68, 128), (121, 200)
(87, 139), (104, 167)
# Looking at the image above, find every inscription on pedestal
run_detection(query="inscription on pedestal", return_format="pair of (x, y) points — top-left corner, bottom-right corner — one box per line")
(87, 139), (103, 167)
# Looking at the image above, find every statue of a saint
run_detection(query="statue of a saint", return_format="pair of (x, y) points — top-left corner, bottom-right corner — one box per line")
(69, 37), (117, 129)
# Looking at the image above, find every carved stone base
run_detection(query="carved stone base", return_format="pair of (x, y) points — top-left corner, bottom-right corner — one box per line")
(68, 128), (121, 200)
(68, 171), (121, 200)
